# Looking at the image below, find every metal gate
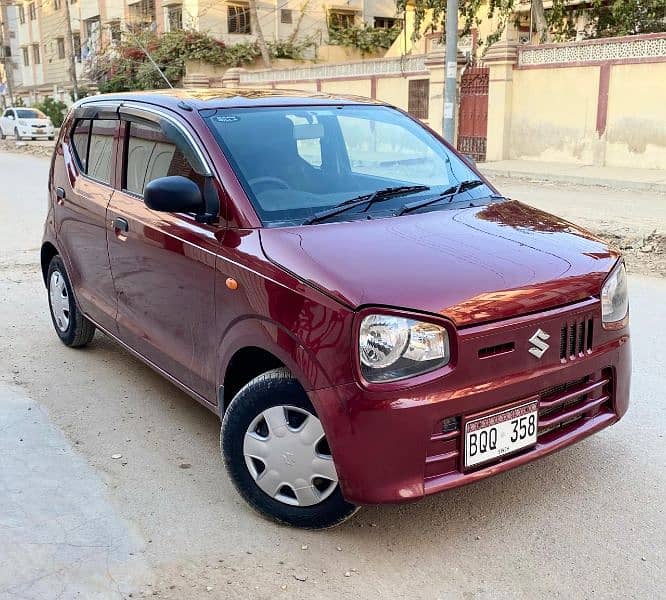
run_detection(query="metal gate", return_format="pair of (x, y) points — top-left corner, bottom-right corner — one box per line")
(457, 66), (489, 163)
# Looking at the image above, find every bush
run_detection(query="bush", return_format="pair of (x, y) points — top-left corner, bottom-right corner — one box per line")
(92, 30), (271, 92)
(328, 24), (402, 54)
(33, 97), (68, 127)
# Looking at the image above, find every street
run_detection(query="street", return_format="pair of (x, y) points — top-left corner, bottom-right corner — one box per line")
(0, 151), (664, 599)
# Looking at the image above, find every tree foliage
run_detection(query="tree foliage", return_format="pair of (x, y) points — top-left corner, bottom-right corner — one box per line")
(328, 24), (403, 54)
(33, 97), (67, 127)
(90, 29), (316, 93)
(399, 0), (665, 50)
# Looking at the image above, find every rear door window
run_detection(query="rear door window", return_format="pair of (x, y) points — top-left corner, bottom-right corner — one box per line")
(71, 119), (91, 173)
(87, 120), (116, 184)
(70, 117), (116, 184)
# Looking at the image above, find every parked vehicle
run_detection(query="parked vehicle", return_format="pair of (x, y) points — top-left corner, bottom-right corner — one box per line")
(41, 90), (630, 528)
(1, 107), (55, 141)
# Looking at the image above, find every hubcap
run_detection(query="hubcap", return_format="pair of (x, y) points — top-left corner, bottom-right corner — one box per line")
(243, 405), (338, 507)
(49, 270), (70, 332)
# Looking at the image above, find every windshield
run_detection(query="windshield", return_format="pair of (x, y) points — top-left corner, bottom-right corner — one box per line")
(204, 105), (489, 226)
(16, 109), (47, 119)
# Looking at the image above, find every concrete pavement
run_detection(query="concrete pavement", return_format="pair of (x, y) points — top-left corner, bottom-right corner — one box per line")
(1, 150), (665, 599)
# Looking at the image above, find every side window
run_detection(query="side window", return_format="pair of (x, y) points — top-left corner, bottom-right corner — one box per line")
(87, 119), (116, 184)
(71, 119), (91, 173)
(124, 120), (203, 197)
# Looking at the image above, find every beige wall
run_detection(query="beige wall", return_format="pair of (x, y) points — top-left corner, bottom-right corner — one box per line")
(508, 66), (600, 164)
(486, 35), (666, 170)
(605, 62), (666, 170)
(320, 78), (372, 98)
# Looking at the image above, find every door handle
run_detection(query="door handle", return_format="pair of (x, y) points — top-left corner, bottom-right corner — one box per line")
(112, 217), (129, 233)
(55, 187), (65, 204)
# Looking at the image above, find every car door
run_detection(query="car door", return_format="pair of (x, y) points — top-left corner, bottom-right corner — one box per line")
(53, 107), (119, 333)
(1, 109), (14, 135)
(107, 107), (222, 401)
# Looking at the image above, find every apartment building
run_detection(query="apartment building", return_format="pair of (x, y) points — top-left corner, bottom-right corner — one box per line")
(0, 2), (23, 106)
(9, 0), (401, 104)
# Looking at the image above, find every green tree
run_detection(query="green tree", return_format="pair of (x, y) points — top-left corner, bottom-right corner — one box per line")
(33, 97), (67, 127)
(399, 0), (665, 49)
(589, 0), (666, 38)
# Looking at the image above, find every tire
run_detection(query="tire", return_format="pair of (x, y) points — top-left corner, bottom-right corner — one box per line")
(47, 255), (95, 347)
(221, 368), (358, 529)
(0, 128), (5, 140)
(14, 128), (21, 141)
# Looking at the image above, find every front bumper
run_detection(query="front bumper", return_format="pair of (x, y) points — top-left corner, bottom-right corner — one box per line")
(18, 126), (54, 138)
(312, 301), (631, 505)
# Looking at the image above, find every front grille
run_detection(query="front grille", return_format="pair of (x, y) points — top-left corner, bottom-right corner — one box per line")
(537, 369), (613, 438)
(424, 369), (614, 481)
(560, 318), (594, 360)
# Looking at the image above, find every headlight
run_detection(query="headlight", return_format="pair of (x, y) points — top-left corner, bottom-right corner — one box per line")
(359, 314), (450, 382)
(601, 261), (628, 329)
(18, 119), (27, 126)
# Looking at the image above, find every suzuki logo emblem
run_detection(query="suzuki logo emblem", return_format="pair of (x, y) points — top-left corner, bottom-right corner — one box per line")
(528, 329), (550, 359)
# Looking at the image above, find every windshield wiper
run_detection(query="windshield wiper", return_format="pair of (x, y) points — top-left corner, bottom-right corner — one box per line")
(396, 179), (486, 216)
(302, 185), (430, 225)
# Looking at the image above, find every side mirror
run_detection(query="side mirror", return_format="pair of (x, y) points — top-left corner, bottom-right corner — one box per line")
(144, 176), (204, 214)
(7, 114), (14, 120)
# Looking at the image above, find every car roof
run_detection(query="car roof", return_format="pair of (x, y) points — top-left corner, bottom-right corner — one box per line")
(77, 88), (388, 111)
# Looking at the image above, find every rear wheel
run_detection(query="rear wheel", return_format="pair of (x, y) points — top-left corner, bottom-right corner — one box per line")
(0, 128), (5, 140)
(221, 368), (358, 528)
(47, 255), (95, 347)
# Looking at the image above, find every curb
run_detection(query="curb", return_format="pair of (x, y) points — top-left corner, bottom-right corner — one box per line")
(478, 166), (666, 194)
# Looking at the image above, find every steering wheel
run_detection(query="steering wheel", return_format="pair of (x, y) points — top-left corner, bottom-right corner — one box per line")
(248, 176), (291, 191)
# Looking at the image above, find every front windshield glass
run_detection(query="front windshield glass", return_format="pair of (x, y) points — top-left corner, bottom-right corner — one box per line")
(204, 105), (487, 226)
(16, 109), (47, 119)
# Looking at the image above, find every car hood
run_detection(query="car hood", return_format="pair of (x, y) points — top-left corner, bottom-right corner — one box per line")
(259, 201), (619, 326)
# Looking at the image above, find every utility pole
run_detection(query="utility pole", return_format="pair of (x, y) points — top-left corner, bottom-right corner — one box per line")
(443, 0), (458, 143)
(0, 0), (15, 106)
(63, 0), (79, 101)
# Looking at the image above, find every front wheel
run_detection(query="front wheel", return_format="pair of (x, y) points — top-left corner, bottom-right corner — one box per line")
(47, 255), (95, 347)
(221, 368), (358, 528)
(14, 128), (21, 141)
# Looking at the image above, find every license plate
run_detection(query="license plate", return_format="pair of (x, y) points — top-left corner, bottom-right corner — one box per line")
(464, 400), (538, 468)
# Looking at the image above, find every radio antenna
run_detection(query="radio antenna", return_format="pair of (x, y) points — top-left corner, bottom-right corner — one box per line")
(123, 28), (173, 89)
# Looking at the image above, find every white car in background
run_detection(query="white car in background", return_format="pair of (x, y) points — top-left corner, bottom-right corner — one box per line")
(0, 107), (55, 141)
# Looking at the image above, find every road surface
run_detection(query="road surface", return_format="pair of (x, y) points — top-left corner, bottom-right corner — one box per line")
(0, 151), (664, 599)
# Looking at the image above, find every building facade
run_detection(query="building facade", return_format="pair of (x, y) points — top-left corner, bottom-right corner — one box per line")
(7, 0), (401, 105)
(0, 2), (23, 107)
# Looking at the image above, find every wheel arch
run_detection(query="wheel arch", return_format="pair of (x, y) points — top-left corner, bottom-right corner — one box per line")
(218, 316), (336, 414)
(40, 241), (59, 287)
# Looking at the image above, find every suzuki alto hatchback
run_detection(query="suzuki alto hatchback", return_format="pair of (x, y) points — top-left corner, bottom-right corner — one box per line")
(42, 89), (630, 528)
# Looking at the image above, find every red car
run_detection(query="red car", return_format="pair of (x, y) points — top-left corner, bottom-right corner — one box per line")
(42, 90), (630, 528)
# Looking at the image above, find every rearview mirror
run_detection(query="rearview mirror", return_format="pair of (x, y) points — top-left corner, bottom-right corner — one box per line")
(144, 176), (204, 214)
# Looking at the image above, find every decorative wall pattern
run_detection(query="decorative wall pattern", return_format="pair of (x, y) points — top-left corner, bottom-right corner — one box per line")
(240, 55), (428, 84)
(518, 34), (666, 67)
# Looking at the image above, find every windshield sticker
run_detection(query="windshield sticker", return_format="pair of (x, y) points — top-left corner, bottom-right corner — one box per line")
(214, 115), (240, 123)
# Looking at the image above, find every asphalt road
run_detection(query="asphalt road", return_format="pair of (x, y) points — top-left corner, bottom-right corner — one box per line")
(0, 151), (664, 599)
